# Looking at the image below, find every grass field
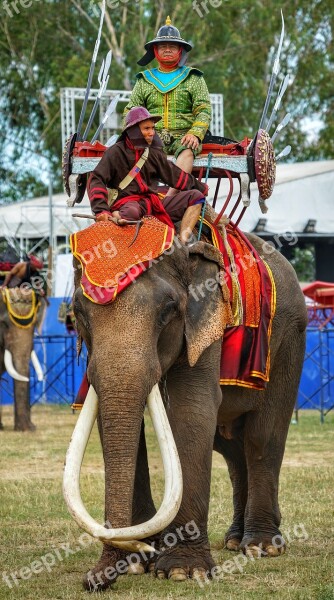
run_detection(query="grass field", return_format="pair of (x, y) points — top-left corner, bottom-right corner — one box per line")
(0, 405), (333, 600)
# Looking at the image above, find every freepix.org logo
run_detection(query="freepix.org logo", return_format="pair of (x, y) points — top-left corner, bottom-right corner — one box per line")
(192, 0), (225, 18)
(2, 0), (42, 18)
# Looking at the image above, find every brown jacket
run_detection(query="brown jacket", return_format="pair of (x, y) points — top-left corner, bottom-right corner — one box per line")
(88, 136), (206, 214)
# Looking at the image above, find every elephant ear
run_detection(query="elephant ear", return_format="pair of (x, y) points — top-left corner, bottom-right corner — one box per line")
(185, 241), (233, 367)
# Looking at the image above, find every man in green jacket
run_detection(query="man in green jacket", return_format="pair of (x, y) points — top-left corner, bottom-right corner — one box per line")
(123, 17), (211, 182)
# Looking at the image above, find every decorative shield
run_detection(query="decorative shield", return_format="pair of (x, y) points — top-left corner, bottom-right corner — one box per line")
(254, 129), (276, 200)
(62, 133), (87, 205)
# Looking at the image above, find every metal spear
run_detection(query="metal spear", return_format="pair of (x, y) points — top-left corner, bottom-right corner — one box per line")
(105, 133), (119, 147)
(82, 50), (112, 141)
(266, 73), (291, 132)
(76, 0), (106, 141)
(275, 145), (291, 161)
(90, 94), (120, 143)
(271, 112), (291, 143)
(197, 152), (213, 241)
(258, 11), (285, 131)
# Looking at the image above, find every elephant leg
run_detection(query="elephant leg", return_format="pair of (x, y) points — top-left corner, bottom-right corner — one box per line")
(14, 381), (35, 432)
(240, 338), (304, 557)
(213, 420), (248, 550)
(5, 329), (35, 431)
(154, 343), (222, 582)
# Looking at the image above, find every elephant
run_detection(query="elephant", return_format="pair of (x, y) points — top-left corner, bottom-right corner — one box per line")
(66, 225), (308, 591)
(0, 287), (45, 431)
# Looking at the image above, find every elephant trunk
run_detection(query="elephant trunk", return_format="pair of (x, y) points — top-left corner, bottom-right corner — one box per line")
(63, 384), (183, 551)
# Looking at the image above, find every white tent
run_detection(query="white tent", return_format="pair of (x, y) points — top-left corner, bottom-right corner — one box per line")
(0, 160), (333, 241)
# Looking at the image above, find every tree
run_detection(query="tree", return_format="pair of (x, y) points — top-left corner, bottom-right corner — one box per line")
(0, 0), (333, 203)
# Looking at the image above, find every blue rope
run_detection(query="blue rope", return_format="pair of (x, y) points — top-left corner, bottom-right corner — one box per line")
(197, 152), (213, 241)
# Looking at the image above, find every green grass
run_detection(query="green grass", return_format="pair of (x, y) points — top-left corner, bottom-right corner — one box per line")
(0, 406), (333, 599)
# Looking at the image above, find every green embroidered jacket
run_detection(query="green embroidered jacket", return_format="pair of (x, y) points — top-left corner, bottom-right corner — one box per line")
(124, 67), (211, 142)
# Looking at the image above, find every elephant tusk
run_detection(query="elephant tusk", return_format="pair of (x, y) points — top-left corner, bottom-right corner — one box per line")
(4, 349), (29, 382)
(31, 350), (44, 381)
(63, 384), (183, 549)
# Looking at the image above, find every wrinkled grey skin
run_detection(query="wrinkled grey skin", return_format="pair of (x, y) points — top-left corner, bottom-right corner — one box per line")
(73, 234), (307, 591)
(0, 290), (45, 431)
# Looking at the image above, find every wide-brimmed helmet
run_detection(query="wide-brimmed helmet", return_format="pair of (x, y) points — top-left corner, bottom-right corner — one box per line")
(137, 16), (193, 66)
(122, 107), (161, 131)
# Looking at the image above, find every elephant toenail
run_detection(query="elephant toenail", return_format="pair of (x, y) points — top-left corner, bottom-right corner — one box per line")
(226, 538), (241, 551)
(127, 563), (145, 574)
(156, 569), (166, 579)
(192, 568), (208, 581)
(168, 567), (188, 581)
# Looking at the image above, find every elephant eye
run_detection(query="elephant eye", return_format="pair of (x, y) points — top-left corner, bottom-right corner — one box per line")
(158, 299), (179, 327)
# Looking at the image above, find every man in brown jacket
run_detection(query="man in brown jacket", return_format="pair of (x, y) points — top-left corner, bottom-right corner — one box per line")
(88, 106), (208, 243)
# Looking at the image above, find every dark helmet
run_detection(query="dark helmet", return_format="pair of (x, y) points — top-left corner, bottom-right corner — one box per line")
(137, 16), (193, 67)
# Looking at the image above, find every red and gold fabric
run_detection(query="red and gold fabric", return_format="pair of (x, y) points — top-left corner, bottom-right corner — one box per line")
(70, 217), (174, 305)
(200, 220), (276, 390)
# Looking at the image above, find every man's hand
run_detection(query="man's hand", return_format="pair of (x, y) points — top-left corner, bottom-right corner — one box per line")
(96, 211), (127, 225)
(202, 183), (209, 196)
(180, 133), (200, 150)
(96, 212), (112, 222)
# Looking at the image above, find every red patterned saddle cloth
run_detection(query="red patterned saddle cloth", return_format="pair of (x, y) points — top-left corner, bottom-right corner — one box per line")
(205, 220), (276, 390)
(70, 216), (174, 304)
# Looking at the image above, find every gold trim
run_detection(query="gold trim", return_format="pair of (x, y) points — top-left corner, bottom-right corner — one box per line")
(2, 288), (39, 329)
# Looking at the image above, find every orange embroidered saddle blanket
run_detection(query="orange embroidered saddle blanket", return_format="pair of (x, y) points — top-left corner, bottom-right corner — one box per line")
(70, 216), (174, 304)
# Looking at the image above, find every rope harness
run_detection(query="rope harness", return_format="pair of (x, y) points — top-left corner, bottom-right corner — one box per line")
(1, 288), (40, 329)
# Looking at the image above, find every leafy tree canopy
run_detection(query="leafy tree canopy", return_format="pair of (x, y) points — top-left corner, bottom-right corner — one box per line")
(0, 0), (333, 202)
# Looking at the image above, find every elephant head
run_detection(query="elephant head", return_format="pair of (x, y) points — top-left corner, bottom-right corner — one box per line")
(64, 238), (232, 550)
(0, 287), (46, 431)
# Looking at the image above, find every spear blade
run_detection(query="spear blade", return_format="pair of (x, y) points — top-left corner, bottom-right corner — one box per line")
(82, 50), (113, 141)
(275, 144), (291, 161)
(266, 73), (291, 132)
(258, 10), (285, 131)
(105, 133), (119, 147)
(271, 112), (291, 143)
(97, 59), (105, 86)
(91, 94), (120, 143)
(76, 0), (106, 140)
(102, 50), (112, 84)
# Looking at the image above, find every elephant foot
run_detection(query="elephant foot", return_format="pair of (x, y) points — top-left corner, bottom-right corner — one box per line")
(154, 544), (215, 582)
(225, 537), (242, 551)
(244, 543), (285, 558)
(0, 422), (4, 431)
(125, 534), (158, 575)
(83, 546), (124, 592)
(224, 523), (243, 551)
(14, 418), (36, 432)
(240, 534), (286, 558)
